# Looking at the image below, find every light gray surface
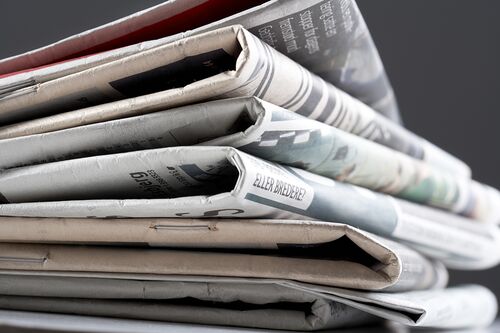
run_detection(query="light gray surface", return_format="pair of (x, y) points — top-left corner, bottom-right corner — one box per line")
(0, 310), (498, 333)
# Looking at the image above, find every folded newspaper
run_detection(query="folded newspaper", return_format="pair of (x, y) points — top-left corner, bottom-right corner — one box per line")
(0, 25), (469, 178)
(0, 224), (447, 292)
(1, 97), (496, 221)
(0, 273), (495, 331)
(0, 146), (498, 269)
(0, 0), (401, 122)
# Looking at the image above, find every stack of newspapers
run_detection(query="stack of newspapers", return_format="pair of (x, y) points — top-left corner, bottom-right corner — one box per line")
(0, 1), (499, 331)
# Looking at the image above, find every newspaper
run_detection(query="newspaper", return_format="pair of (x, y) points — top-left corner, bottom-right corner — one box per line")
(0, 26), (469, 178)
(0, 96), (490, 218)
(0, 233), (447, 293)
(0, 273), (495, 330)
(0, 146), (498, 269)
(0, 0), (400, 122)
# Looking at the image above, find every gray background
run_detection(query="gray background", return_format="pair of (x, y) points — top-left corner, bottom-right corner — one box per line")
(0, 1), (499, 298)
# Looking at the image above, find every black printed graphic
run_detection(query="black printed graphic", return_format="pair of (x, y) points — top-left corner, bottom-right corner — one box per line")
(110, 49), (236, 97)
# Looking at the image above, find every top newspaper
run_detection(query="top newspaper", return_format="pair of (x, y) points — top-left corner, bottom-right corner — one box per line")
(0, 0), (401, 122)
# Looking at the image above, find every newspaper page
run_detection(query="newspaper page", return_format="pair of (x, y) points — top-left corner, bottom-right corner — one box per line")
(0, 146), (498, 269)
(393, 197), (500, 269)
(0, 0), (400, 122)
(0, 273), (495, 330)
(0, 26), (469, 178)
(0, 213), (496, 272)
(0, 274), (376, 331)
(0, 97), (493, 219)
(0, 236), (447, 292)
(292, 282), (498, 329)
